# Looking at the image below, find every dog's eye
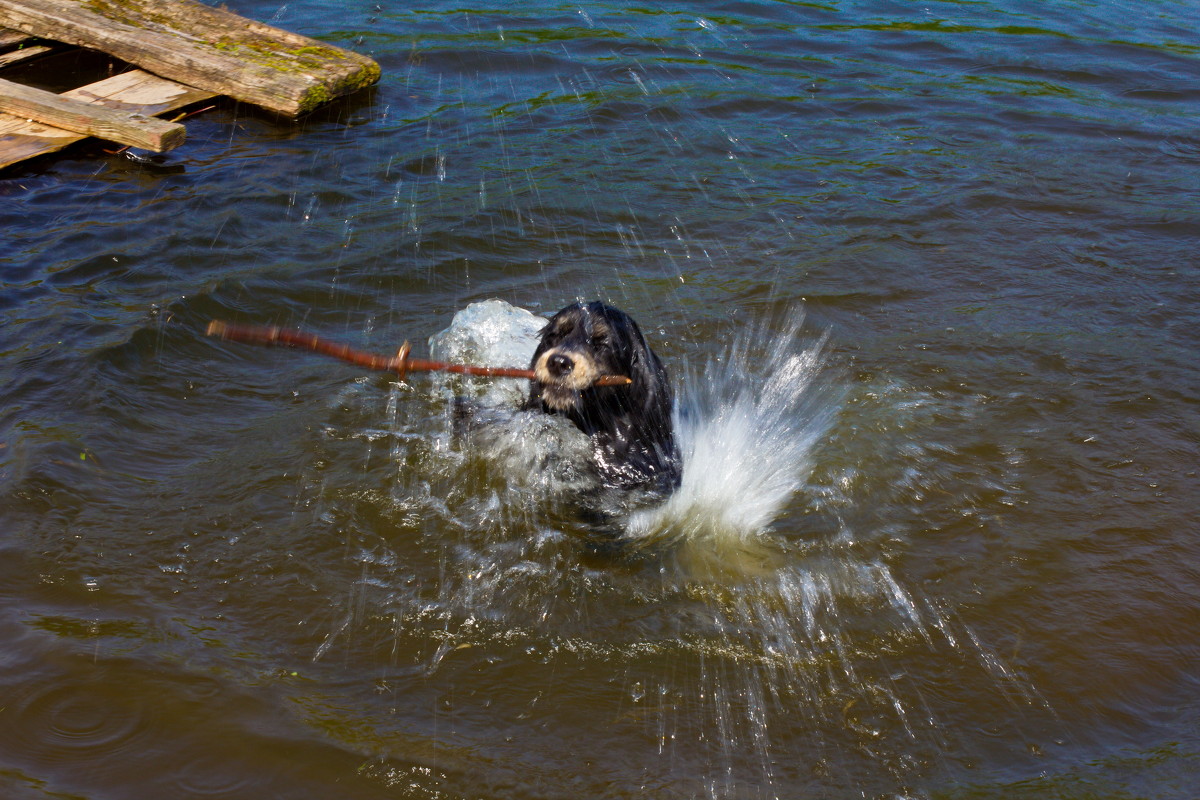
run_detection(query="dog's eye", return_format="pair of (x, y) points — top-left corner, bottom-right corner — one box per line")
(590, 333), (608, 346)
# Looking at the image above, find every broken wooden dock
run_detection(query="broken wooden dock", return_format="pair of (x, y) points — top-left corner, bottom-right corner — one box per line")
(0, 0), (380, 170)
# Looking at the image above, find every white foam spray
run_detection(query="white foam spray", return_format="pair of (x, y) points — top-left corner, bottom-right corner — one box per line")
(624, 310), (836, 555)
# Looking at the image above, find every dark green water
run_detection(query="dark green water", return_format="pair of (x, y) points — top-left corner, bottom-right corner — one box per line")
(2, 1), (1199, 797)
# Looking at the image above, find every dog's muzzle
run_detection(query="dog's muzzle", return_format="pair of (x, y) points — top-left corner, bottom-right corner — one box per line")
(534, 347), (603, 410)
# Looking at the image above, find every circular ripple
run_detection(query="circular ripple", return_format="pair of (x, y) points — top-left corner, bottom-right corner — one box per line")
(171, 754), (263, 797)
(4, 678), (156, 766)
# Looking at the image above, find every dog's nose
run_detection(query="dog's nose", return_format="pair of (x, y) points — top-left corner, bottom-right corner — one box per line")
(547, 353), (574, 377)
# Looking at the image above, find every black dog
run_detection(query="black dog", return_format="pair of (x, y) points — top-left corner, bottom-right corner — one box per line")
(524, 301), (681, 494)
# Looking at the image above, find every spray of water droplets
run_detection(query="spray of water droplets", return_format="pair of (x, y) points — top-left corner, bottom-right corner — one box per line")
(314, 300), (1044, 796)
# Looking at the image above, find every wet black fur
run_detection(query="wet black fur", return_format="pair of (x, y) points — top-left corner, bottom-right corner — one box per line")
(524, 301), (681, 493)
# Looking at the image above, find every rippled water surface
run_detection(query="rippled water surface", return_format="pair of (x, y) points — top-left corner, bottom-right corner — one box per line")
(3, 1), (1199, 797)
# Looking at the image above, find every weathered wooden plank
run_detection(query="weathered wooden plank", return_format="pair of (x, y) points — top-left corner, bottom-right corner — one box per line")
(0, 28), (30, 47)
(0, 0), (380, 117)
(0, 42), (50, 67)
(64, 70), (216, 117)
(0, 69), (216, 169)
(0, 75), (185, 150)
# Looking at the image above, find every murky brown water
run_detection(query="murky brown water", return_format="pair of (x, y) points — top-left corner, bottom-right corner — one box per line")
(3, 1), (1199, 798)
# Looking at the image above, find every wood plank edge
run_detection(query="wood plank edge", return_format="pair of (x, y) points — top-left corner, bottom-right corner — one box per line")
(0, 1), (380, 117)
(1, 71), (220, 170)
(0, 76), (186, 151)
(0, 43), (53, 69)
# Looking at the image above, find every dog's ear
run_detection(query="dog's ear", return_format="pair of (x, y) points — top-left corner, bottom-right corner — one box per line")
(622, 325), (672, 419)
(531, 322), (552, 355)
(529, 316), (562, 364)
(619, 316), (653, 376)
(626, 326), (648, 377)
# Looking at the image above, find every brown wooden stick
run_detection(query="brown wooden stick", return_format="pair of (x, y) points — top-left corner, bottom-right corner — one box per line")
(205, 320), (633, 386)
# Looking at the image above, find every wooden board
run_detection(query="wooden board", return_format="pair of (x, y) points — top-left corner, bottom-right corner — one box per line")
(0, 76), (186, 151)
(0, 27), (29, 47)
(0, 0), (379, 117)
(0, 69), (216, 168)
(0, 43), (51, 67)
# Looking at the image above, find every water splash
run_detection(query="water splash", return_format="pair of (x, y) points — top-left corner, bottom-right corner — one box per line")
(315, 300), (1044, 796)
(427, 298), (544, 409)
(625, 309), (837, 556)
(425, 299), (837, 559)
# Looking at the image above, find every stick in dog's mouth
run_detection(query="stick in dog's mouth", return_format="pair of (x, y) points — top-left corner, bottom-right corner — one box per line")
(532, 347), (629, 410)
(206, 319), (631, 387)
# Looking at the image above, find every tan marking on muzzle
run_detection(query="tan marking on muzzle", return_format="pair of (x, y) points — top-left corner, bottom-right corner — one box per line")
(533, 347), (601, 390)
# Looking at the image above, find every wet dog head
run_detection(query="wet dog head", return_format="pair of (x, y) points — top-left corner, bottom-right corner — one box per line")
(526, 301), (680, 491)
(529, 301), (631, 412)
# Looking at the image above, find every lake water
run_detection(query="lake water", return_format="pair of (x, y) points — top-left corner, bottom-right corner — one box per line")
(3, 1), (1199, 797)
